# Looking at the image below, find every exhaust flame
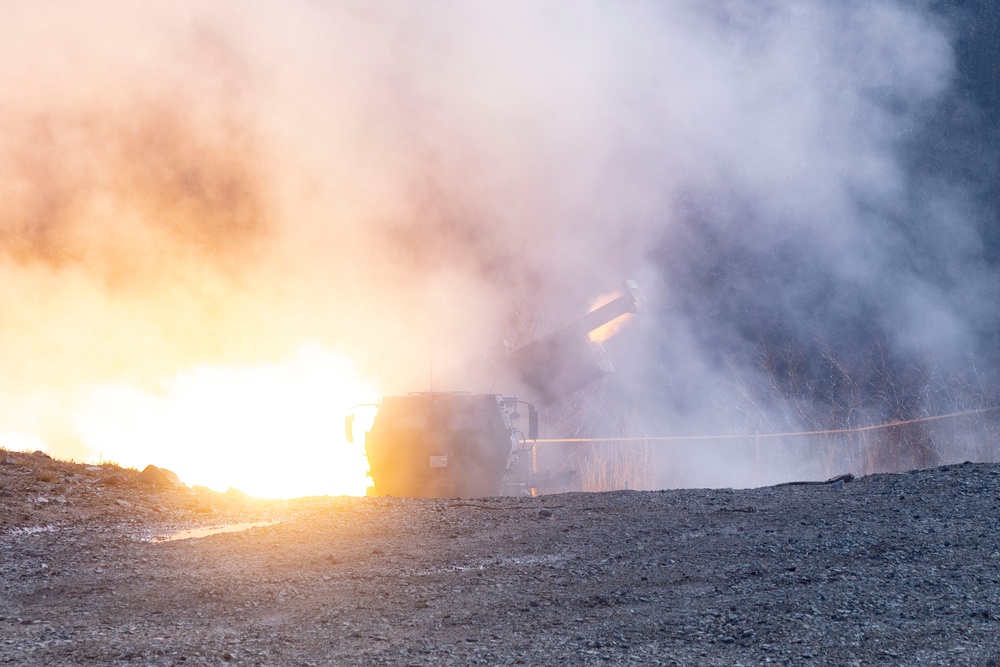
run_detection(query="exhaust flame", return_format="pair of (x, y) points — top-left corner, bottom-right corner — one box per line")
(586, 292), (633, 344)
(0, 432), (50, 455)
(71, 345), (377, 499)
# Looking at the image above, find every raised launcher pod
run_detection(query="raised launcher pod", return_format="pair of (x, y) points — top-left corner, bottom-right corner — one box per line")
(362, 393), (537, 499)
(500, 279), (646, 405)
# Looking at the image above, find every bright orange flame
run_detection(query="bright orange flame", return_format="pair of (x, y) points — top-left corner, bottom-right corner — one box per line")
(586, 292), (632, 344)
(71, 345), (378, 499)
(0, 432), (50, 454)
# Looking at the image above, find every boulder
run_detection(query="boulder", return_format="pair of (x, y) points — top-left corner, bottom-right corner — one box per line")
(137, 465), (182, 488)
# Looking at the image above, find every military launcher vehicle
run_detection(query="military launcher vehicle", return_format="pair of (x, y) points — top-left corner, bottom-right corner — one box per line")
(347, 280), (645, 498)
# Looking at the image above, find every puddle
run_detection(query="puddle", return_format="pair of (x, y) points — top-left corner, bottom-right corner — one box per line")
(414, 553), (565, 576)
(148, 521), (278, 543)
(6, 525), (58, 538)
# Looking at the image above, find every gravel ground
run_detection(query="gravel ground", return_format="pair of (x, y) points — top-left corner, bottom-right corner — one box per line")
(2, 448), (1000, 666)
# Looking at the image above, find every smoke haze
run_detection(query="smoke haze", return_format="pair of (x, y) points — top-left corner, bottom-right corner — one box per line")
(1, 1), (996, 488)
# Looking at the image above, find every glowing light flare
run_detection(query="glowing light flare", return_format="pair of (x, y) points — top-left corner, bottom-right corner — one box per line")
(72, 345), (378, 499)
(0, 432), (49, 454)
(586, 292), (633, 344)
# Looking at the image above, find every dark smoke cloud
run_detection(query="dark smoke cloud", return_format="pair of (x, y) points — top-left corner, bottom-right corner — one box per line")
(0, 1), (995, 485)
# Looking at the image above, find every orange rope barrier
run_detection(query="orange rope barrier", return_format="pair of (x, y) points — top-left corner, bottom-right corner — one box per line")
(534, 405), (1000, 444)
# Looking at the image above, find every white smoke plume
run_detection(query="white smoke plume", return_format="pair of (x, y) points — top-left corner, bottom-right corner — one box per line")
(0, 1), (982, 488)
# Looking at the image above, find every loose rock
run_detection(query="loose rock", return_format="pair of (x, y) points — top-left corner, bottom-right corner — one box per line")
(2, 449), (1000, 665)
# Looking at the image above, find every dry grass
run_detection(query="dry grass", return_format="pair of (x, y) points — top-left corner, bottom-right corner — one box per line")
(35, 470), (60, 483)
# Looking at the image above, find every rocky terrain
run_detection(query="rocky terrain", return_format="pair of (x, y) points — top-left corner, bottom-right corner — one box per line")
(2, 447), (1000, 666)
